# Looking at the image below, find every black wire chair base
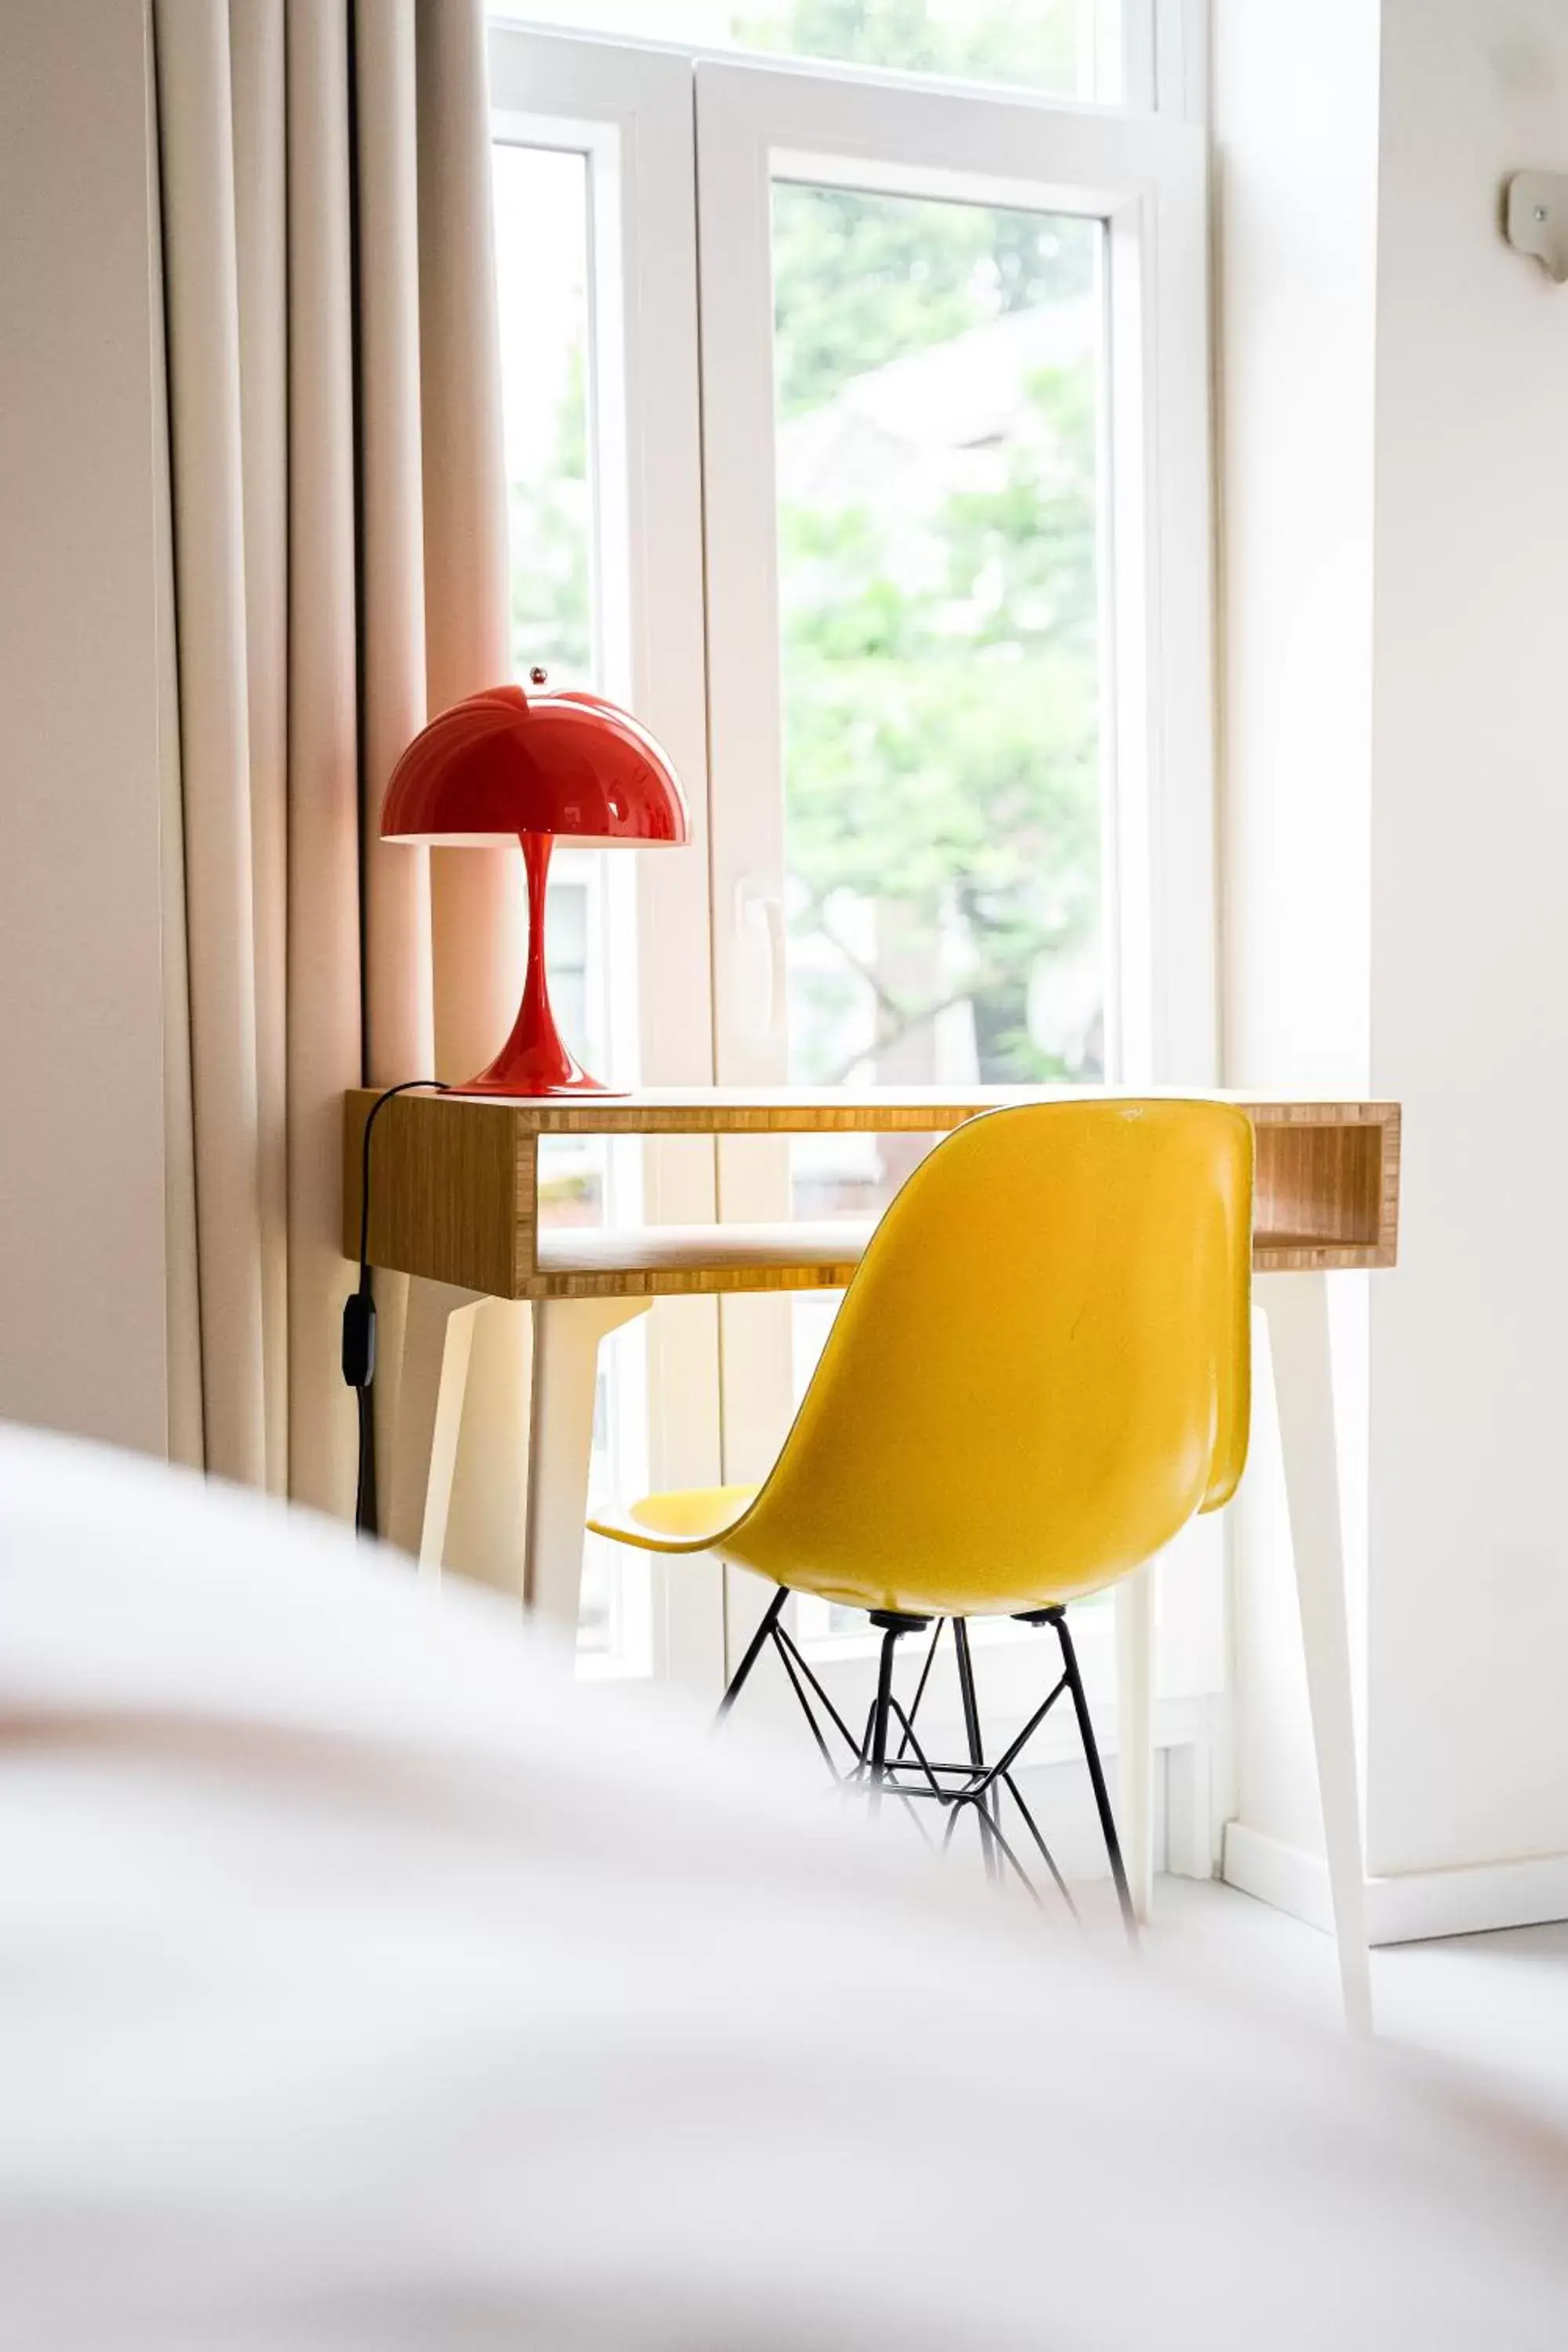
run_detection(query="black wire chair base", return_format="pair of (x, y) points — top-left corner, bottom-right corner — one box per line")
(715, 1597), (1137, 1943)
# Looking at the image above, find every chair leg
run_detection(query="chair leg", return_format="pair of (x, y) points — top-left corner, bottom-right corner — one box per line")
(1051, 1606), (1138, 1945)
(865, 1617), (906, 1817)
(715, 1587), (788, 1725)
(952, 1619), (1000, 1883)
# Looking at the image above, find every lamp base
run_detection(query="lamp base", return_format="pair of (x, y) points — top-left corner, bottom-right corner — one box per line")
(449, 1025), (624, 1099)
(448, 1069), (627, 1099)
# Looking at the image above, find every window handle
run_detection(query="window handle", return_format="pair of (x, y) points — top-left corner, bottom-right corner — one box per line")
(735, 878), (786, 1044)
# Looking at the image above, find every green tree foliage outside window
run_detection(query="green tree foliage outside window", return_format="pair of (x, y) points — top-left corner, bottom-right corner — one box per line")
(772, 194), (1102, 1083)
(510, 342), (593, 686)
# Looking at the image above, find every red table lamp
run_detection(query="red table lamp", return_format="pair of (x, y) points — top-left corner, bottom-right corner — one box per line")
(381, 677), (688, 1094)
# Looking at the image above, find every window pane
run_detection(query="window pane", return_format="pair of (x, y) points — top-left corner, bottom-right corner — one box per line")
(495, 144), (595, 692)
(492, 2), (1111, 103)
(774, 183), (1106, 1229)
(492, 141), (652, 1675)
(778, 186), (1107, 1655)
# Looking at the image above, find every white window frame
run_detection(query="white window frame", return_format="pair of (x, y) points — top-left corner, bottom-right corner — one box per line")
(490, 28), (725, 1690)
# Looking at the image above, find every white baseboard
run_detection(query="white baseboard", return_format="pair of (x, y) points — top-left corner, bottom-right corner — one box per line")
(1222, 1823), (1337, 1933)
(1222, 1820), (1568, 1946)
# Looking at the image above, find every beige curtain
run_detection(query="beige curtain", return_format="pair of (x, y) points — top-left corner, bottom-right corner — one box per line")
(153, 0), (525, 1544)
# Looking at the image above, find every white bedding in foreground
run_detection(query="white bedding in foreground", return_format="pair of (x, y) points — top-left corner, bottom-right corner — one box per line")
(2, 1423), (1566, 2350)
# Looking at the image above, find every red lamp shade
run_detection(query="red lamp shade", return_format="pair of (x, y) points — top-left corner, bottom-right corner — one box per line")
(382, 681), (688, 1094)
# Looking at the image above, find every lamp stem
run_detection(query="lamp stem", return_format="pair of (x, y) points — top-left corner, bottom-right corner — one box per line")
(451, 830), (609, 1094)
(521, 827), (554, 1033)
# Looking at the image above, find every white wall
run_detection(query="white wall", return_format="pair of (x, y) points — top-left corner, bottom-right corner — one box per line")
(1367, 0), (1568, 1879)
(1214, 0), (1378, 1100)
(1220, 0), (1568, 1925)
(1213, 0), (1380, 1865)
(0, 0), (172, 1454)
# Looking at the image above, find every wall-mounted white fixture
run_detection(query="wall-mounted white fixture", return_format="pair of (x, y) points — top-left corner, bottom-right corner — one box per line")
(1506, 172), (1568, 282)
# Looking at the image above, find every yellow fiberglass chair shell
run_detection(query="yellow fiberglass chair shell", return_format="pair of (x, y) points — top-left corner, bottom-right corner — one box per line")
(592, 1099), (1252, 1613)
(589, 1098), (1253, 1922)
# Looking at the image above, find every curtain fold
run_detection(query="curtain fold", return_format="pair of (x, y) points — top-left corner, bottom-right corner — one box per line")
(416, 0), (521, 1083)
(154, 0), (512, 1532)
(154, 0), (269, 1494)
(356, 2), (435, 1088)
(355, 0), (437, 1490)
(148, 24), (205, 1477)
(284, 0), (363, 1516)
(230, 0), (290, 1497)
(413, 0), (530, 1591)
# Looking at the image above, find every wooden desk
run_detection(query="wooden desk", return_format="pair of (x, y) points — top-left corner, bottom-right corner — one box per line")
(347, 1086), (1399, 1295)
(346, 1085), (1401, 2032)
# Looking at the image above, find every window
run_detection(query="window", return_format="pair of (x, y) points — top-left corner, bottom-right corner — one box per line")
(488, 8), (1219, 1748)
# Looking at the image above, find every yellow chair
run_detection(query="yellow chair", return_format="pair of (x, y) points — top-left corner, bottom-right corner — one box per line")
(590, 1099), (1253, 1923)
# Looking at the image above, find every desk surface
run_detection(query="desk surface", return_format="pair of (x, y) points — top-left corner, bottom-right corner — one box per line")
(345, 1086), (1401, 1300)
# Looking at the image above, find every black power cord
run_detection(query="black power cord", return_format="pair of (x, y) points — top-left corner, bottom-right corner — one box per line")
(344, 1080), (449, 1534)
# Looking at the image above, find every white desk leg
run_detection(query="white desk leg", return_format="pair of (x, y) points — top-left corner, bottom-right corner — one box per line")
(1261, 1272), (1374, 2037)
(386, 1278), (484, 1573)
(524, 1294), (654, 1635)
(1114, 1565), (1156, 1923)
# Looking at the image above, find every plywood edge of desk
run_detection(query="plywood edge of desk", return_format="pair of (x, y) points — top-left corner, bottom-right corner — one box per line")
(517, 1221), (1396, 1300)
(1252, 1239), (1397, 1276)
